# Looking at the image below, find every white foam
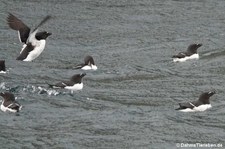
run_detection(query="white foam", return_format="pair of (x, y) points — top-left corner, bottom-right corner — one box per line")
(173, 54), (199, 62)
(0, 82), (6, 89)
(38, 86), (59, 96)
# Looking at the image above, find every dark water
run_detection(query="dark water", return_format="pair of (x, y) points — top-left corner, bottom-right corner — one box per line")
(1, 0), (225, 148)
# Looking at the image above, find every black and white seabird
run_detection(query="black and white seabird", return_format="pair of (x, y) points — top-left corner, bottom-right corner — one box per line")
(0, 92), (22, 113)
(172, 43), (202, 62)
(74, 55), (97, 70)
(7, 13), (51, 61)
(0, 60), (6, 73)
(49, 73), (86, 91)
(176, 91), (215, 112)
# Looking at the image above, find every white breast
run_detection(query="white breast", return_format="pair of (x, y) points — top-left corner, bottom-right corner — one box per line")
(64, 83), (83, 91)
(1, 104), (7, 112)
(0, 103), (19, 113)
(91, 65), (98, 70)
(23, 40), (46, 61)
(0, 71), (6, 74)
(81, 64), (98, 70)
(179, 104), (212, 112)
(179, 108), (196, 112)
(173, 54), (199, 62)
(193, 104), (212, 111)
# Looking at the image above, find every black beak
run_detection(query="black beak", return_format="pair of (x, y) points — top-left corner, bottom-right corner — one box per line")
(208, 91), (216, 97)
(47, 32), (52, 36)
(197, 43), (202, 47)
(80, 73), (86, 77)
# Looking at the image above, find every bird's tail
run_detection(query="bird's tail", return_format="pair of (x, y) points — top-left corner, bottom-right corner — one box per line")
(175, 107), (182, 110)
(47, 83), (54, 88)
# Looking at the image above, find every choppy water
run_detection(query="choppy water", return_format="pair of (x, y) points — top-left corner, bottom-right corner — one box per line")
(1, 0), (225, 148)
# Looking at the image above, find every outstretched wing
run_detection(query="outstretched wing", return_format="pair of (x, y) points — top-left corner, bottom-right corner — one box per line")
(32, 15), (51, 32)
(7, 13), (30, 43)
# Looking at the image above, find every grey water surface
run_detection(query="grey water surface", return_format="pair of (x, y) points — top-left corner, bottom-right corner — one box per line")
(0, 0), (225, 148)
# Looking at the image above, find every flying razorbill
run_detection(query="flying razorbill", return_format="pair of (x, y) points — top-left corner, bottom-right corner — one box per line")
(7, 13), (52, 61)
(172, 43), (202, 62)
(176, 91), (215, 112)
(0, 92), (22, 113)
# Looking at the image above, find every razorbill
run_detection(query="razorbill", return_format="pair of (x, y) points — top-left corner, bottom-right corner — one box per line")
(0, 60), (6, 73)
(49, 73), (86, 91)
(74, 55), (97, 70)
(7, 13), (51, 61)
(172, 43), (202, 62)
(176, 91), (215, 112)
(0, 92), (22, 113)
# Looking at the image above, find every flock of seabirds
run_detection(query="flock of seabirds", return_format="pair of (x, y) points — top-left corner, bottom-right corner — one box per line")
(0, 13), (215, 113)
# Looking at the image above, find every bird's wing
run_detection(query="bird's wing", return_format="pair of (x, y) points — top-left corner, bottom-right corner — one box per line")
(74, 63), (85, 69)
(176, 102), (195, 110)
(7, 13), (30, 43)
(16, 43), (34, 61)
(172, 52), (186, 58)
(51, 81), (74, 88)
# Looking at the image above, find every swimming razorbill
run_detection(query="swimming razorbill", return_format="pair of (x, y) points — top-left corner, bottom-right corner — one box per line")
(74, 55), (97, 70)
(7, 13), (51, 61)
(176, 91), (215, 112)
(49, 73), (86, 91)
(0, 60), (6, 73)
(172, 43), (202, 62)
(0, 92), (22, 113)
